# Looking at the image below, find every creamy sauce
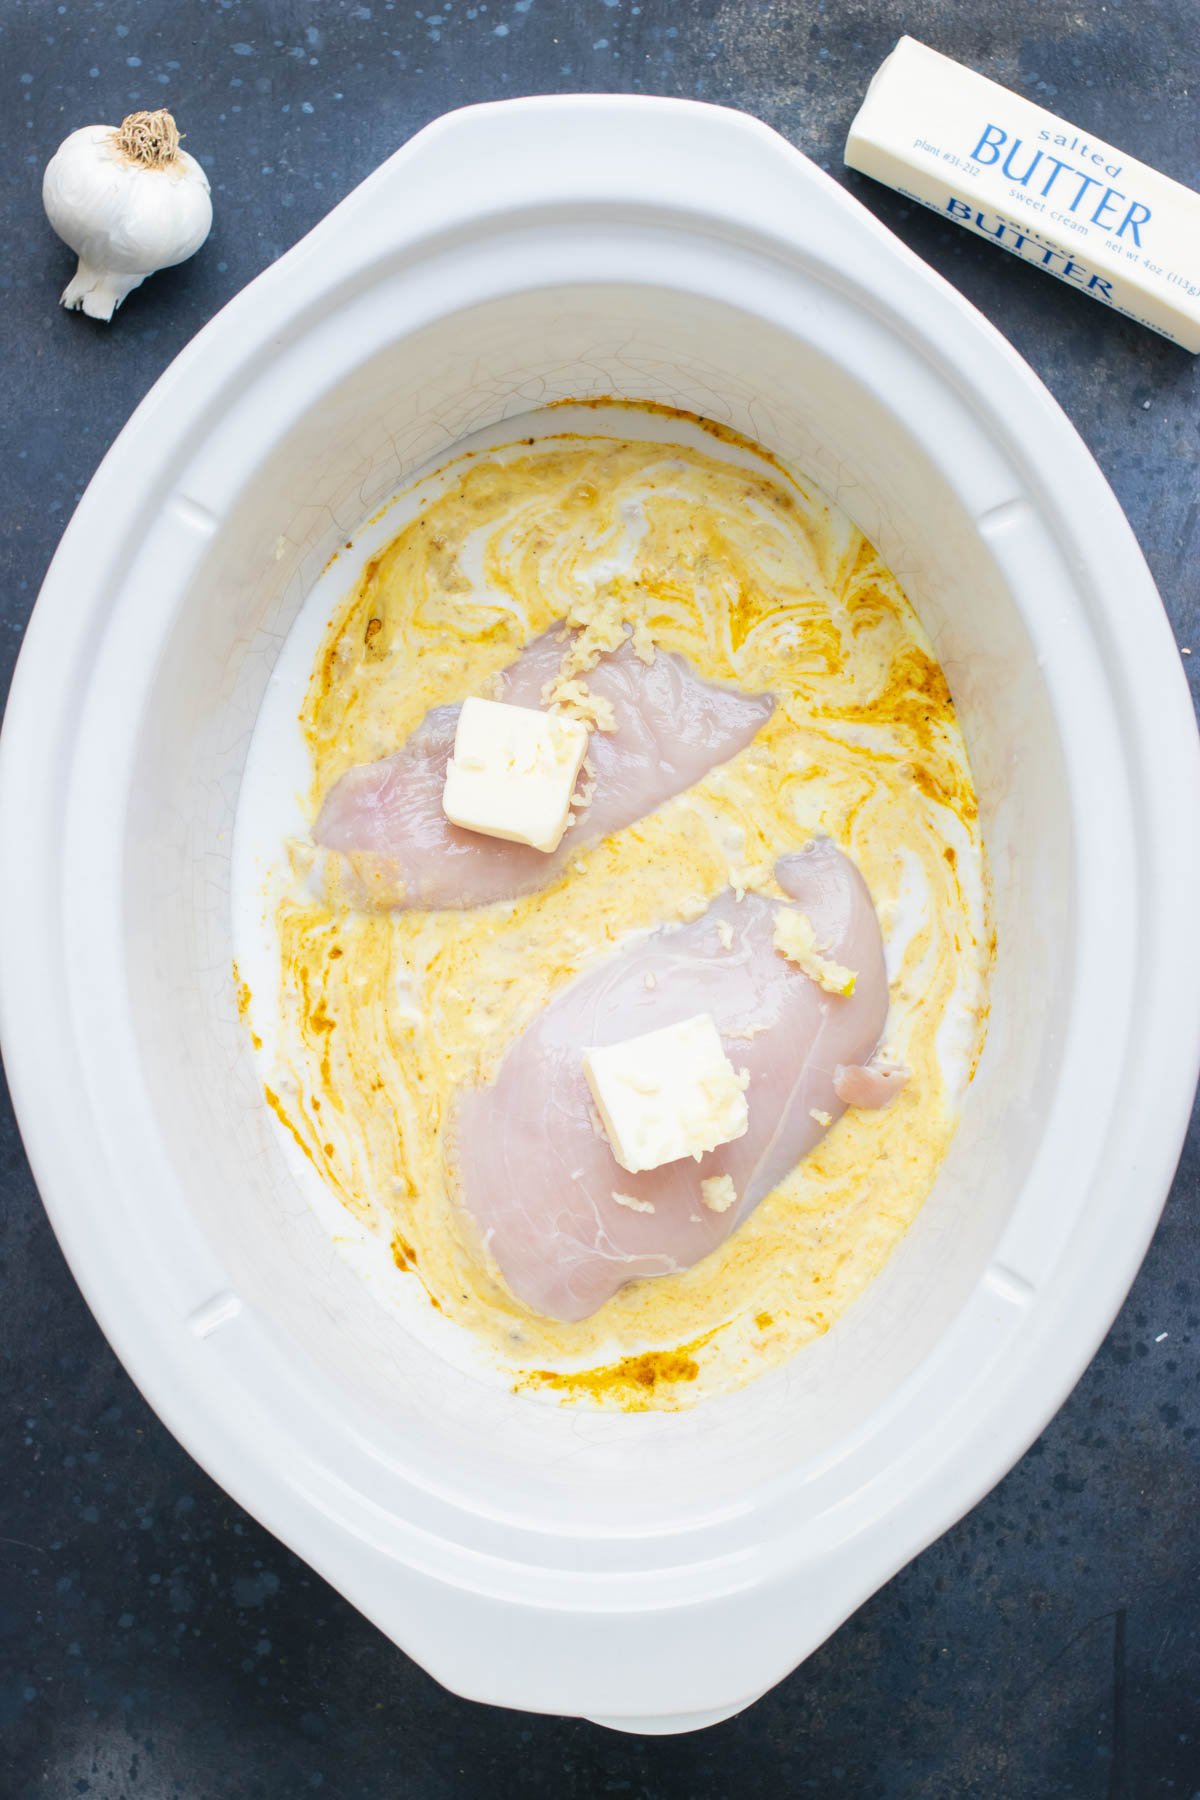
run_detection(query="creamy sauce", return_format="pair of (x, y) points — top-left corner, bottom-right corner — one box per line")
(237, 402), (990, 1411)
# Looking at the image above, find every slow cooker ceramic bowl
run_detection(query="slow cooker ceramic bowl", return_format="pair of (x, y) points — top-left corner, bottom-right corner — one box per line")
(2, 97), (1198, 1734)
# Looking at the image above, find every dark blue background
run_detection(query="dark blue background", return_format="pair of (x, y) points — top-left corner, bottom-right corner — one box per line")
(2, 2), (1197, 1794)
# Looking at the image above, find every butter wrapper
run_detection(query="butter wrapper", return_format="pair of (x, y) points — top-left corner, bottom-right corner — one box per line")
(845, 36), (1200, 353)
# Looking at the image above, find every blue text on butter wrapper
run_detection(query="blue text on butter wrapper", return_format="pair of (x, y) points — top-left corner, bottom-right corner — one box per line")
(942, 199), (1115, 296)
(970, 124), (1152, 245)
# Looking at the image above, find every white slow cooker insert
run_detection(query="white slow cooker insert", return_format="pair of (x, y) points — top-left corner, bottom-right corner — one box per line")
(1, 97), (1196, 1733)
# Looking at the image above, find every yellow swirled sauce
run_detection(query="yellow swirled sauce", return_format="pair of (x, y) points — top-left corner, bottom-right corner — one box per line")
(246, 402), (990, 1411)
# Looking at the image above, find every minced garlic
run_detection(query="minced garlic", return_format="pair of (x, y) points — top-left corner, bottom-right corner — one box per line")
(773, 908), (858, 995)
(631, 617), (657, 664)
(560, 590), (628, 677)
(700, 1174), (738, 1213)
(543, 675), (617, 732)
(729, 861), (772, 902)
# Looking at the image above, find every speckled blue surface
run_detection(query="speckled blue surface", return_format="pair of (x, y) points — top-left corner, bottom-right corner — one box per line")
(1, 2), (1198, 1794)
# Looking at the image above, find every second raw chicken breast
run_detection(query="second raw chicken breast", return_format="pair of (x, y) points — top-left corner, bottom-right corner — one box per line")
(453, 837), (893, 1321)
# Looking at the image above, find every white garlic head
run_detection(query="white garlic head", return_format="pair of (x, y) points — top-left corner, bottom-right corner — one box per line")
(43, 110), (212, 322)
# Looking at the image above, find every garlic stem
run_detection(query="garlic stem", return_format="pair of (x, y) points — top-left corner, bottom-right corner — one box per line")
(113, 109), (181, 169)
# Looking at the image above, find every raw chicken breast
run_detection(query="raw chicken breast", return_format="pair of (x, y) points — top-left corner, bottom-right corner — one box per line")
(453, 838), (891, 1322)
(834, 1062), (909, 1108)
(313, 626), (773, 910)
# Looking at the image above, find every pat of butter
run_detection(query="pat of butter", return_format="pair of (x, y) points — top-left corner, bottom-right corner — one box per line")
(846, 37), (1200, 353)
(442, 696), (588, 854)
(583, 1013), (750, 1175)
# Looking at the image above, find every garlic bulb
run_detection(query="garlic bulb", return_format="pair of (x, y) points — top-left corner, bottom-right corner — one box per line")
(43, 110), (212, 321)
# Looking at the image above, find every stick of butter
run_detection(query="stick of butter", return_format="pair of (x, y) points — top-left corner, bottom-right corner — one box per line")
(845, 36), (1200, 353)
